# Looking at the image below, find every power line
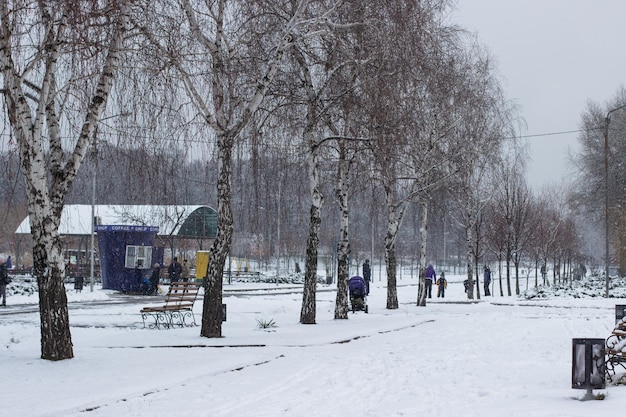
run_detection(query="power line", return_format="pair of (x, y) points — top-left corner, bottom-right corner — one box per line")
(514, 127), (602, 140)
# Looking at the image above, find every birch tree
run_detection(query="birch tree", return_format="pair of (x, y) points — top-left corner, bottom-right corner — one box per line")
(412, 43), (471, 307)
(135, 0), (321, 336)
(333, 141), (351, 319)
(289, 44), (328, 324)
(0, 0), (129, 360)
(446, 46), (513, 300)
(510, 178), (535, 294)
(359, 0), (457, 309)
(282, 2), (367, 324)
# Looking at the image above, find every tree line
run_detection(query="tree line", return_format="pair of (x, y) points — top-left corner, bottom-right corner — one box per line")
(0, 0), (594, 361)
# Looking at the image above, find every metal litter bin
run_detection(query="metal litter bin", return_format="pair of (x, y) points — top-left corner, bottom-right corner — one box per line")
(616, 305), (626, 324)
(74, 276), (84, 292)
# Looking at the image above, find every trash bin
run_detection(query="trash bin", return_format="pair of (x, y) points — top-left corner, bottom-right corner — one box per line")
(74, 276), (84, 292)
(616, 305), (626, 324)
(572, 338), (605, 400)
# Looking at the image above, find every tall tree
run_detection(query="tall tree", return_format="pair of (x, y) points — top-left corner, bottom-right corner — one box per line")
(510, 179), (534, 294)
(445, 44), (513, 300)
(360, 0), (458, 309)
(491, 146), (528, 296)
(283, 1), (368, 324)
(0, 0), (129, 360)
(572, 89), (626, 274)
(135, 0), (318, 336)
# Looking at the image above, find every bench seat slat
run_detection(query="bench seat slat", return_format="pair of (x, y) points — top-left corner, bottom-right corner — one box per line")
(167, 295), (198, 299)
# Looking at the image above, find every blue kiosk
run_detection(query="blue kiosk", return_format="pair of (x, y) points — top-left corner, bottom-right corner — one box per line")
(96, 225), (163, 292)
(15, 205), (218, 292)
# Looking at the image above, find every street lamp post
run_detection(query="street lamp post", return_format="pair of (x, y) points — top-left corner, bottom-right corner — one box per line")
(603, 104), (626, 297)
(90, 126), (98, 292)
(90, 113), (130, 292)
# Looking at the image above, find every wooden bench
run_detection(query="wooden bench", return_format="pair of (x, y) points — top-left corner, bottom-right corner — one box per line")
(140, 281), (202, 329)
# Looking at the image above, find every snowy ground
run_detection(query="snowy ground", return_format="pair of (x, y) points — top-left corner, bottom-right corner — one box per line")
(1, 274), (626, 417)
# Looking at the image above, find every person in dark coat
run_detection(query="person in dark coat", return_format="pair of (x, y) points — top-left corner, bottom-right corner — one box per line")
(0, 258), (10, 306)
(168, 257), (182, 283)
(348, 276), (367, 312)
(483, 265), (492, 296)
(362, 259), (371, 295)
(150, 263), (161, 295)
(424, 264), (436, 299)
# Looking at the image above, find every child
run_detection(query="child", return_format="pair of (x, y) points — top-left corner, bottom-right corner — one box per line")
(436, 271), (447, 298)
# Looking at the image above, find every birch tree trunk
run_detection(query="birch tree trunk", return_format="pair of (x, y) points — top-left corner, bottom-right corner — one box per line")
(334, 145), (350, 319)
(474, 251), (481, 300)
(416, 201), (429, 306)
(499, 257), (504, 296)
(384, 227), (399, 309)
(384, 202), (402, 310)
(0, 1), (128, 360)
(201, 136), (233, 336)
(514, 257), (521, 295)
(465, 209), (475, 300)
(301, 136), (322, 324)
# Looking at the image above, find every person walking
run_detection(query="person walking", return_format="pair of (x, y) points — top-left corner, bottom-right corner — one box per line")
(424, 264), (436, 299)
(149, 263), (161, 295)
(362, 259), (371, 295)
(168, 257), (182, 283)
(436, 271), (447, 298)
(0, 257), (9, 306)
(181, 259), (190, 282)
(483, 265), (492, 296)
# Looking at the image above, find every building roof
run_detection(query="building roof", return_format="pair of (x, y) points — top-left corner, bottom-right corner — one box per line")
(15, 204), (218, 238)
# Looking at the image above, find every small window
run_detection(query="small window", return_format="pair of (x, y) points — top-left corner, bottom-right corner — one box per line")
(125, 245), (152, 269)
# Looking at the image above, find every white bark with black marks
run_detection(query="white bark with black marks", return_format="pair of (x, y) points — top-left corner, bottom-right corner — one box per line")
(0, 1), (129, 360)
(334, 144), (350, 320)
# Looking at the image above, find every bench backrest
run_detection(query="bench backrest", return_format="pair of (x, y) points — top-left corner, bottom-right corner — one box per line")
(165, 281), (202, 308)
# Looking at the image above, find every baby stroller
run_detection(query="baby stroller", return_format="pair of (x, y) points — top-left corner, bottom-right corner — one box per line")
(348, 276), (368, 313)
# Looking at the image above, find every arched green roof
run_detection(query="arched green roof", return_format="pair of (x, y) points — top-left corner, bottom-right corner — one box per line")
(176, 206), (218, 239)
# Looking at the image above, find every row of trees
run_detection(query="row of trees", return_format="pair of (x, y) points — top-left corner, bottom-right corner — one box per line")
(0, 0), (592, 361)
(1, 137), (590, 293)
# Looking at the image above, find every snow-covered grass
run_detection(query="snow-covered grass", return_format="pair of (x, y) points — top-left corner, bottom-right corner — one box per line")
(1, 273), (626, 416)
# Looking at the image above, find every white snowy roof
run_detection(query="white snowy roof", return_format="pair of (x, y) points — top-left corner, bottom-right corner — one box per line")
(15, 204), (217, 237)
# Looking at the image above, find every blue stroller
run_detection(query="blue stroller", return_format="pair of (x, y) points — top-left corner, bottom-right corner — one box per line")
(348, 276), (368, 313)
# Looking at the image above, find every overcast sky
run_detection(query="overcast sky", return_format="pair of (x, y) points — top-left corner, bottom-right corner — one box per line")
(452, 0), (626, 190)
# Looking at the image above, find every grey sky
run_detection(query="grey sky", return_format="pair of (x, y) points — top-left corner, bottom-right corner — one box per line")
(453, 0), (626, 190)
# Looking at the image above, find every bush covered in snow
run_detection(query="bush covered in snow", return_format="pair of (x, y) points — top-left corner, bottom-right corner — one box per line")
(5, 270), (328, 299)
(521, 274), (626, 299)
(225, 271), (327, 285)
(5, 274), (38, 297)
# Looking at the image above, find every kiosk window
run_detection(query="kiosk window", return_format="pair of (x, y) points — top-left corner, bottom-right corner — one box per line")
(125, 245), (152, 269)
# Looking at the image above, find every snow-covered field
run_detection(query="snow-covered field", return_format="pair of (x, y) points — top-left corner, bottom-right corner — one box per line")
(1, 274), (626, 417)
